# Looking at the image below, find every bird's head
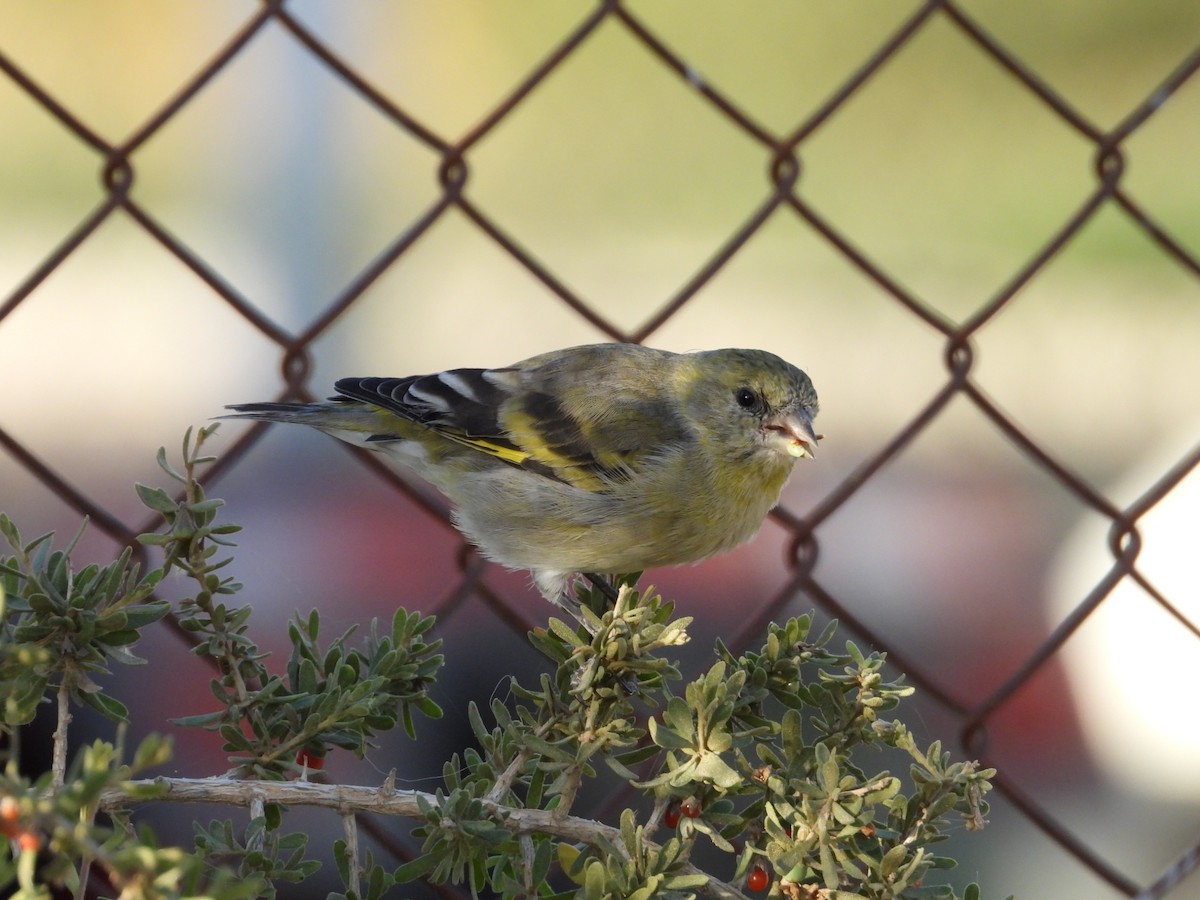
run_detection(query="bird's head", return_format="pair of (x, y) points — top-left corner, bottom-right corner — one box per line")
(683, 349), (820, 463)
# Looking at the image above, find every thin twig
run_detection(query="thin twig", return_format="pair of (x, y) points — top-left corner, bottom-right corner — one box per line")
(519, 833), (536, 894)
(248, 794), (265, 851)
(342, 810), (361, 898)
(486, 748), (533, 804)
(51, 669), (73, 790)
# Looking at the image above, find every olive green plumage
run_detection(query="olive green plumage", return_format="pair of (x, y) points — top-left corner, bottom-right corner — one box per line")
(225, 343), (819, 608)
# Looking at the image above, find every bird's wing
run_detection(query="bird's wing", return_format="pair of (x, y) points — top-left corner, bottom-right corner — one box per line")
(334, 361), (690, 491)
(334, 370), (530, 465)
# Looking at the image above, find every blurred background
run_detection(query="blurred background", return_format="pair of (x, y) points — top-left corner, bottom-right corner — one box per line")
(2, 1), (1199, 897)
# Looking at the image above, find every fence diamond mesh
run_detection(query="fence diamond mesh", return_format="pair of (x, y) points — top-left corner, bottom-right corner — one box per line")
(2, 3), (1199, 897)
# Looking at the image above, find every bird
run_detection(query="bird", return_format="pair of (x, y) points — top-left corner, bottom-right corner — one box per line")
(224, 343), (819, 615)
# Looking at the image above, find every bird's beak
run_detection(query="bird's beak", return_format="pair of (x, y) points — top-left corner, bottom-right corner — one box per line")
(764, 409), (819, 459)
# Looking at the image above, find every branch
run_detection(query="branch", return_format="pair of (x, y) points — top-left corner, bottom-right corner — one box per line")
(101, 777), (749, 899)
(52, 671), (73, 790)
(341, 810), (360, 898)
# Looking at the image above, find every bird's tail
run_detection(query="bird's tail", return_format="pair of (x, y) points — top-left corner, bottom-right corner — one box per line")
(221, 399), (388, 436)
(223, 401), (326, 424)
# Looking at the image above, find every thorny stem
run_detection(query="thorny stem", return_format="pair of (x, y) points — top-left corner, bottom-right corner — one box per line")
(248, 795), (266, 853)
(844, 776), (895, 798)
(177, 429), (275, 773)
(583, 699), (600, 738)
(342, 810), (361, 898)
(182, 426), (208, 506)
(99, 777), (752, 900)
(74, 859), (91, 900)
(519, 833), (536, 894)
(898, 773), (985, 847)
(260, 712), (342, 768)
(52, 666), (74, 791)
(75, 794), (100, 900)
(901, 803), (934, 847)
(552, 763), (584, 821)
(61, 813), (137, 900)
(642, 795), (672, 843)
(211, 625), (272, 777)
(486, 715), (562, 804)
(486, 748), (533, 804)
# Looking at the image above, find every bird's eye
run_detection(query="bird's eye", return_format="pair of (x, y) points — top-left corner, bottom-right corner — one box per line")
(735, 387), (761, 411)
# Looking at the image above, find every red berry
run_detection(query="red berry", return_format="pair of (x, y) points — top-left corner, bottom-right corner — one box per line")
(0, 797), (17, 822)
(746, 864), (769, 892)
(680, 796), (702, 818)
(17, 832), (41, 853)
(663, 802), (681, 829)
(296, 749), (325, 770)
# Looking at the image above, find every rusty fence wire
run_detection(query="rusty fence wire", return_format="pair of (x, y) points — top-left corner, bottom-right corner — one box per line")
(3, 2), (1200, 898)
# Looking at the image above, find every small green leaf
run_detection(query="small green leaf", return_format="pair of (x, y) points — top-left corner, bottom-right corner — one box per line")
(122, 600), (171, 628)
(648, 716), (691, 751)
(171, 710), (226, 728)
(547, 616), (585, 646)
(584, 859), (605, 898)
(81, 690), (129, 722)
(880, 843), (909, 878)
(664, 696), (693, 735)
(556, 843), (586, 885)
(694, 752), (741, 789)
(156, 445), (187, 483)
(135, 483), (178, 514)
(391, 852), (439, 885)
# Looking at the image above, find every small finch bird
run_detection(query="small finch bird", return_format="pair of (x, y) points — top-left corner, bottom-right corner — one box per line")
(225, 343), (819, 612)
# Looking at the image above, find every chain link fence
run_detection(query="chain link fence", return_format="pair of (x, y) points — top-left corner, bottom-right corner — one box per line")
(3, 3), (1199, 897)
